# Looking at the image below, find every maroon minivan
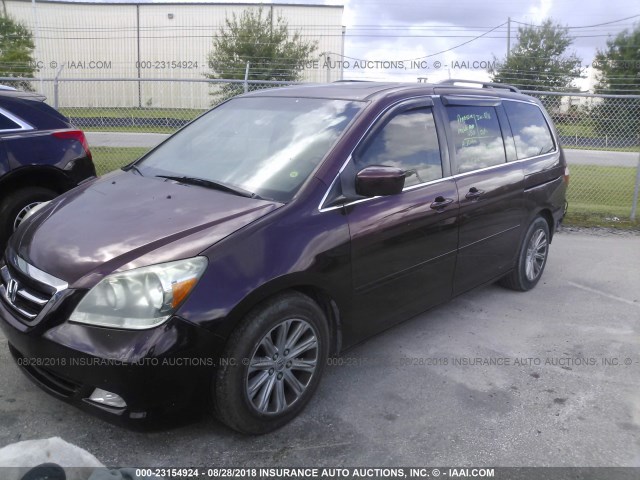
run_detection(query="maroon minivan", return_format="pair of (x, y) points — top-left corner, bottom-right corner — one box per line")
(0, 81), (568, 434)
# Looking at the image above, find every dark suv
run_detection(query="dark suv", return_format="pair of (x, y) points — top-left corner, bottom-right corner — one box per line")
(0, 87), (96, 251)
(0, 80), (568, 434)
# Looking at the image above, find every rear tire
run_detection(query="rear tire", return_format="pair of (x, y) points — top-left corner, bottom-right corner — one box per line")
(0, 186), (57, 252)
(499, 216), (550, 291)
(213, 292), (329, 434)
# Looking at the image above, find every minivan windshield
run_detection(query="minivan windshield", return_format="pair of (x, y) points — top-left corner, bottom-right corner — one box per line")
(136, 96), (362, 202)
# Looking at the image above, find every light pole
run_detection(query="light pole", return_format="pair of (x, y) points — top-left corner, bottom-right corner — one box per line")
(31, 0), (43, 93)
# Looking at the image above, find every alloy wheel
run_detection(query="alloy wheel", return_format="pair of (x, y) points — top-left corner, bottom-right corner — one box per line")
(525, 228), (548, 282)
(13, 201), (43, 231)
(245, 318), (319, 415)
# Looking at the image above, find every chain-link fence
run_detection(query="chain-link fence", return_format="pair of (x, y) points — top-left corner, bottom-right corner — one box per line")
(3, 77), (639, 223)
(524, 91), (640, 222)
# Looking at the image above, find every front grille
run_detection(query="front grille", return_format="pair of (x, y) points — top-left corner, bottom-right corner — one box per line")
(0, 264), (53, 323)
(0, 251), (67, 325)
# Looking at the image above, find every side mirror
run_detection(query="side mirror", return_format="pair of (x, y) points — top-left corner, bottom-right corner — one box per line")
(355, 166), (406, 197)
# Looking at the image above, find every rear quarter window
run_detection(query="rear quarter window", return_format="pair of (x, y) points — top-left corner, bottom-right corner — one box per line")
(446, 106), (506, 174)
(504, 101), (556, 159)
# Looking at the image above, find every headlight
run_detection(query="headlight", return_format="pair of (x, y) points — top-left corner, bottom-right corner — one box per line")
(69, 257), (208, 330)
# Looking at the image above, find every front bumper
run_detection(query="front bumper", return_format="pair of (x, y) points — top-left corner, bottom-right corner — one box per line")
(0, 295), (226, 427)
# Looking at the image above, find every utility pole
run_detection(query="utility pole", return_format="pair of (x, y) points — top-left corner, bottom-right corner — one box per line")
(340, 26), (346, 81)
(507, 17), (511, 59)
(244, 62), (250, 93)
(269, 4), (273, 36)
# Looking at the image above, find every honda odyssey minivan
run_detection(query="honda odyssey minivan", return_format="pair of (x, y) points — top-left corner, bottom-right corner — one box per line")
(0, 81), (568, 434)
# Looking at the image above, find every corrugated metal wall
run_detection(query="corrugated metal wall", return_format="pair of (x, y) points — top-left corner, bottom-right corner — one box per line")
(4, 1), (344, 108)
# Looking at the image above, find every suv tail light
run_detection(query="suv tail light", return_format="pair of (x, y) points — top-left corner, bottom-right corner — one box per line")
(52, 129), (92, 161)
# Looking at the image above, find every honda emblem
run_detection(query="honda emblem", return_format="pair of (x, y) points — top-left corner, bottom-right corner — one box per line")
(7, 278), (18, 303)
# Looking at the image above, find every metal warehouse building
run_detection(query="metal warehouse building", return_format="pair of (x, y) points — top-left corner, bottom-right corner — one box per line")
(3, 0), (345, 108)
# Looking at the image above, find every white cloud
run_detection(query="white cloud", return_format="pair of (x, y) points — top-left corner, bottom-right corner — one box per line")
(339, 0), (636, 85)
(528, 0), (554, 23)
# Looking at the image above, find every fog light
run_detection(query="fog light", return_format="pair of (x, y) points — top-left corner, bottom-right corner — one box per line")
(88, 388), (127, 408)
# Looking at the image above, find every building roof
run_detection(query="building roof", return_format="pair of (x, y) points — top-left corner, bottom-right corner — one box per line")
(18, 0), (343, 6)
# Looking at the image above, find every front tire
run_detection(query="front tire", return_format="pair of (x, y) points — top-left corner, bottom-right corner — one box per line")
(499, 216), (550, 291)
(213, 292), (329, 434)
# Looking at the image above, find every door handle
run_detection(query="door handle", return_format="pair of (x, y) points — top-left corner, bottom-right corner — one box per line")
(430, 196), (454, 211)
(465, 187), (485, 200)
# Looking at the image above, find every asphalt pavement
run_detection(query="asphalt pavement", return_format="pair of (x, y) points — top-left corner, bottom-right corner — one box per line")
(0, 230), (639, 467)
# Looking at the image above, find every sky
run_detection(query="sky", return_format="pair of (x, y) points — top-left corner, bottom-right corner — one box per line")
(330, 0), (640, 88)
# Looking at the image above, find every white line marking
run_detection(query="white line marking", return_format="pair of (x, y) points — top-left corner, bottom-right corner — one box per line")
(568, 281), (640, 308)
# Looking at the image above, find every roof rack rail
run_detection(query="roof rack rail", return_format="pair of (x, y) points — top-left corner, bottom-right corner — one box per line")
(332, 79), (375, 83)
(437, 79), (521, 93)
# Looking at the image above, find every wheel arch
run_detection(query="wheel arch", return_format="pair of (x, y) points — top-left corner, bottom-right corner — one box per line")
(535, 208), (555, 242)
(0, 166), (73, 199)
(292, 285), (342, 355)
(222, 278), (345, 356)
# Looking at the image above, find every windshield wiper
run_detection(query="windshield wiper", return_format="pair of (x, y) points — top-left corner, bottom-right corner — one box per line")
(125, 164), (143, 175)
(156, 175), (260, 199)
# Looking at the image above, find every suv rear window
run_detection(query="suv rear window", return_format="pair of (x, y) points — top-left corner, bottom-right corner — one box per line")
(446, 106), (506, 174)
(503, 101), (555, 159)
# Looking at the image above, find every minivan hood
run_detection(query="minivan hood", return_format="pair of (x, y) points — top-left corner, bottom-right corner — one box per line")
(12, 171), (282, 287)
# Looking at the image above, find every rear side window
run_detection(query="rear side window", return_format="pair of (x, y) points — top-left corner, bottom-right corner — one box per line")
(504, 101), (555, 159)
(446, 106), (506, 174)
(356, 107), (442, 187)
(0, 112), (21, 131)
